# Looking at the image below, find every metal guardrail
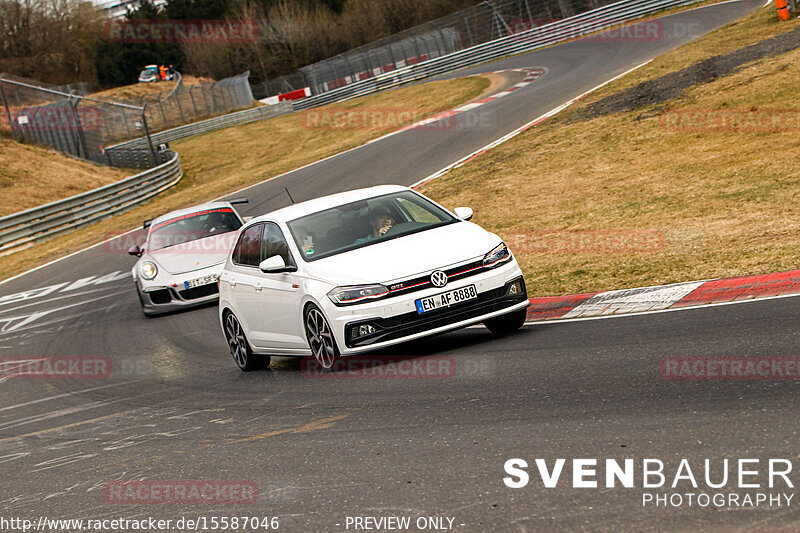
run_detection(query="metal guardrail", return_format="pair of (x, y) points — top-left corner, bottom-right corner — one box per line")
(0, 151), (182, 254)
(294, 0), (702, 109)
(110, 101), (295, 151)
(0, 99), (292, 254)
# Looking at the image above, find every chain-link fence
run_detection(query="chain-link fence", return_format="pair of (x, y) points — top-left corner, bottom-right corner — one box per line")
(133, 71), (254, 134)
(0, 71), (255, 168)
(251, 0), (611, 98)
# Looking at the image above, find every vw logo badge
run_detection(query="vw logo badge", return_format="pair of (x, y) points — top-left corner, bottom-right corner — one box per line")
(431, 270), (448, 288)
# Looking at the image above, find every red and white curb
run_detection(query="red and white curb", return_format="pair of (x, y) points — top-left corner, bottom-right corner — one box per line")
(526, 269), (800, 322)
(368, 68), (546, 146)
(396, 68), (545, 133)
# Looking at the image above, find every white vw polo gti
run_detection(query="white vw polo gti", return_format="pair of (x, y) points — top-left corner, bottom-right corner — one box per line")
(218, 185), (529, 371)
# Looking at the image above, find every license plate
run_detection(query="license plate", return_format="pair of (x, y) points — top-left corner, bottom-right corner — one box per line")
(184, 274), (218, 289)
(415, 285), (478, 314)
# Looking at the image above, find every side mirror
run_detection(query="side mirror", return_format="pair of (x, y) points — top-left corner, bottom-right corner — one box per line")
(259, 255), (296, 273)
(453, 207), (474, 221)
(128, 245), (143, 257)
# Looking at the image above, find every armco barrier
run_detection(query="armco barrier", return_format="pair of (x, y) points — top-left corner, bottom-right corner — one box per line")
(0, 152), (182, 254)
(294, 0), (702, 109)
(109, 101), (294, 151)
(0, 99), (291, 255)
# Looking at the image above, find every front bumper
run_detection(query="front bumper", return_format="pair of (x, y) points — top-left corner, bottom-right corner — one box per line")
(137, 274), (220, 315)
(344, 277), (528, 348)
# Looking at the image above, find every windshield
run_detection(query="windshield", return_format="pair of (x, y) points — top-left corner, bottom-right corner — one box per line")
(148, 207), (242, 252)
(287, 191), (457, 261)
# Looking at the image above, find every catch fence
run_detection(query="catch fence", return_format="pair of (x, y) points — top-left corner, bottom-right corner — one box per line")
(0, 71), (254, 168)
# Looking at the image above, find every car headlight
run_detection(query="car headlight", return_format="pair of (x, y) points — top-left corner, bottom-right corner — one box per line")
(140, 261), (158, 280)
(327, 284), (389, 306)
(483, 242), (512, 268)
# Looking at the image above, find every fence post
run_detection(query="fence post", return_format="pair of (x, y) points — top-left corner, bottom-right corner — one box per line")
(157, 94), (167, 125)
(141, 105), (157, 167)
(209, 85), (217, 113)
(70, 99), (89, 159)
(175, 89), (185, 122)
(189, 86), (199, 115)
(523, 0), (534, 25)
(0, 76), (18, 141)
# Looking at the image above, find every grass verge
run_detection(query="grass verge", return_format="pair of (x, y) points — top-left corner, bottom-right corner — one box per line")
(419, 6), (800, 296)
(0, 75), (490, 281)
(0, 140), (128, 217)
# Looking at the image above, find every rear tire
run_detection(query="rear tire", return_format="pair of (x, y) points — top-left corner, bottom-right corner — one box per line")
(224, 311), (269, 371)
(484, 308), (527, 336)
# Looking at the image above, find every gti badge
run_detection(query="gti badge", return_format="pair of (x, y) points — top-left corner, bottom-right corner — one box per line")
(431, 270), (448, 288)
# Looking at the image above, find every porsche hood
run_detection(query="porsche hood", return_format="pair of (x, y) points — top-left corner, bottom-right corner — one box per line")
(147, 232), (237, 275)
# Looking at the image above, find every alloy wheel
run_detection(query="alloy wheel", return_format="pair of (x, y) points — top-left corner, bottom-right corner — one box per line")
(306, 308), (337, 369)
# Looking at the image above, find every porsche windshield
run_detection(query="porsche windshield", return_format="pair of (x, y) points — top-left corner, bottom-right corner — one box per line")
(287, 191), (457, 261)
(148, 208), (242, 251)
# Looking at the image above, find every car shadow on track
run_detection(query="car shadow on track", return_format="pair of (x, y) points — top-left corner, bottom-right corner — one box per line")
(265, 325), (535, 376)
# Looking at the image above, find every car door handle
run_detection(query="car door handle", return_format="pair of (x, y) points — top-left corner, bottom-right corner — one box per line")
(228, 277), (237, 287)
(254, 282), (262, 291)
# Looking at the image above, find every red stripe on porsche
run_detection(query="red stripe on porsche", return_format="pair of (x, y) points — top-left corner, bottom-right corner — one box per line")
(150, 208), (234, 232)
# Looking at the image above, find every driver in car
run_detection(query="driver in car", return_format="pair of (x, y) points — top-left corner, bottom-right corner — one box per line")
(354, 205), (394, 244)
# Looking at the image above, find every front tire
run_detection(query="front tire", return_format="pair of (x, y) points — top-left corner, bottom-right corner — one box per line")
(304, 304), (340, 370)
(224, 311), (269, 371)
(484, 308), (527, 336)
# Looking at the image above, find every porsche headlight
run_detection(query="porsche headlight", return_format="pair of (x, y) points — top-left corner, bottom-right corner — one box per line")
(140, 261), (158, 280)
(327, 284), (389, 306)
(483, 242), (512, 268)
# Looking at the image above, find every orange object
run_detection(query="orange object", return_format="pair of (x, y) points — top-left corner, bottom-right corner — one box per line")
(159, 65), (167, 80)
(776, 0), (790, 20)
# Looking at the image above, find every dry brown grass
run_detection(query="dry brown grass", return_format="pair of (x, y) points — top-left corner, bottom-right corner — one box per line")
(576, 5), (800, 103)
(0, 75), (489, 279)
(90, 74), (215, 101)
(420, 7), (800, 296)
(0, 139), (128, 217)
